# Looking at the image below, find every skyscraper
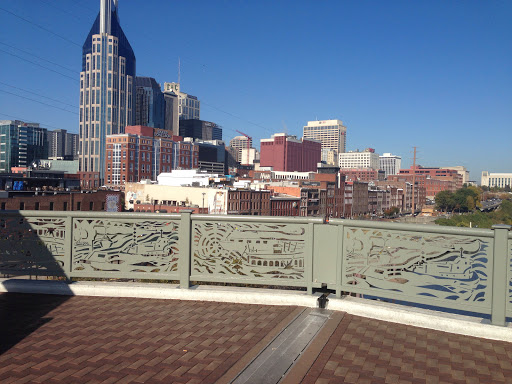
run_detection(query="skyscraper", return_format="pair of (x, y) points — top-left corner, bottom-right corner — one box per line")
(303, 120), (347, 162)
(79, 0), (136, 186)
(135, 77), (165, 129)
(47, 129), (79, 159)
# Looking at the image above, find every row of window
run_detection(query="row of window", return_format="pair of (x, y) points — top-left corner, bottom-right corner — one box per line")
(3, 201), (98, 211)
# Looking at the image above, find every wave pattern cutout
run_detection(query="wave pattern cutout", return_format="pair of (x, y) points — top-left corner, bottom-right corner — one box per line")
(192, 221), (306, 280)
(73, 219), (180, 275)
(343, 228), (491, 305)
(0, 217), (66, 274)
(509, 240), (512, 311)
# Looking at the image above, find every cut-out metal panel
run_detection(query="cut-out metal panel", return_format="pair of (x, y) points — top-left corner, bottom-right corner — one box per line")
(72, 218), (180, 279)
(508, 238), (512, 317)
(341, 227), (492, 311)
(191, 220), (307, 284)
(0, 216), (68, 277)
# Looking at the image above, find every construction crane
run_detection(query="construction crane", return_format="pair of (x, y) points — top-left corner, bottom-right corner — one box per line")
(235, 130), (252, 166)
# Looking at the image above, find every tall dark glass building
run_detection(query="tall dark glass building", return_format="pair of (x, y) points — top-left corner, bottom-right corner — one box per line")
(79, 0), (136, 186)
(135, 77), (165, 129)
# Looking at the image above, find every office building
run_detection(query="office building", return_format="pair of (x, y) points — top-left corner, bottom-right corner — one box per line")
(135, 77), (165, 129)
(163, 82), (200, 120)
(442, 166), (469, 184)
(0, 120), (48, 173)
(481, 171), (512, 189)
(303, 120), (347, 162)
(339, 149), (380, 170)
(105, 125), (176, 185)
(79, 0), (136, 187)
(163, 91), (179, 136)
(379, 153), (402, 177)
(260, 133), (321, 172)
(399, 166), (463, 190)
(47, 129), (78, 159)
(179, 119), (222, 141)
(229, 135), (252, 163)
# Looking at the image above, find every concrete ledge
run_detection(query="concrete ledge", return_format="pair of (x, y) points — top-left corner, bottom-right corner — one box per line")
(327, 295), (512, 343)
(2, 278), (512, 342)
(0, 278), (320, 308)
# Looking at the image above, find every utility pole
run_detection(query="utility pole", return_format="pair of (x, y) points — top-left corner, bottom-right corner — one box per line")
(412, 146), (417, 214)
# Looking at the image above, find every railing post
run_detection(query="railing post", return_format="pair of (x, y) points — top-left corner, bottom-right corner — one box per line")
(179, 210), (193, 289)
(336, 224), (344, 298)
(491, 224), (511, 326)
(64, 213), (73, 282)
(306, 222), (314, 294)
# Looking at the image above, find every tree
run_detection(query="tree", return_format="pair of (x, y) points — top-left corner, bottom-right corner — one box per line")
(435, 191), (454, 212)
(384, 206), (400, 217)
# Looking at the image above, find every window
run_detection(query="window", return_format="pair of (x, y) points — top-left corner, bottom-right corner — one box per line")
(89, 202), (94, 211)
(19, 202), (25, 210)
(63, 202), (68, 211)
(35, 202), (40, 210)
(77, 202), (81, 210)
(49, 202), (54, 211)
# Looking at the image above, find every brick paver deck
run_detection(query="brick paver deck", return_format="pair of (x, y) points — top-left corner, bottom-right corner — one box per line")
(0, 293), (299, 383)
(287, 313), (512, 384)
(2, 293), (512, 383)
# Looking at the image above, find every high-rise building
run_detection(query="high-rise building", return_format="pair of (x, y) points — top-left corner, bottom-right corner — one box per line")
(339, 149), (380, 170)
(163, 82), (200, 120)
(163, 91), (179, 136)
(79, 0), (136, 186)
(229, 135), (252, 163)
(135, 77), (165, 129)
(303, 120), (347, 162)
(179, 119), (222, 141)
(0, 120), (48, 172)
(260, 133), (321, 172)
(47, 129), (79, 159)
(379, 153), (402, 178)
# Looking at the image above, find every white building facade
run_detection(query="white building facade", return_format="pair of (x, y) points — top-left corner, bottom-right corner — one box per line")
(379, 153), (402, 177)
(303, 120), (347, 162)
(481, 171), (512, 188)
(339, 150), (380, 170)
(163, 82), (200, 120)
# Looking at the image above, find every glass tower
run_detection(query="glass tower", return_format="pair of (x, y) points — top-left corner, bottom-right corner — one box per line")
(79, 0), (136, 186)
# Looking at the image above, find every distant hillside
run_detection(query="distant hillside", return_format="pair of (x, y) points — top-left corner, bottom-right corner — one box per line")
(435, 200), (512, 228)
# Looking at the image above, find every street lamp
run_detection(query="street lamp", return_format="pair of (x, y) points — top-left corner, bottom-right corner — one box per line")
(202, 192), (206, 213)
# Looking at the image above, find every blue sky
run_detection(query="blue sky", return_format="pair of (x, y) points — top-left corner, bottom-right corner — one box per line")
(1, 0), (510, 181)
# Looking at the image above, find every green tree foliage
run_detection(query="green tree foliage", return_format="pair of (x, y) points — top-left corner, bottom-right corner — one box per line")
(436, 186), (481, 213)
(384, 206), (400, 217)
(436, 200), (512, 228)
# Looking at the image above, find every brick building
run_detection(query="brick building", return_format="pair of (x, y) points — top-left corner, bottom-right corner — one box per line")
(260, 133), (321, 172)
(398, 166), (463, 192)
(0, 190), (123, 212)
(270, 195), (300, 216)
(105, 125), (198, 187)
(227, 190), (271, 215)
(340, 168), (385, 183)
(388, 174), (449, 199)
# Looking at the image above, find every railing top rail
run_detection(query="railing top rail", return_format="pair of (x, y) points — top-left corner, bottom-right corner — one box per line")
(192, 214), (325, 224)
(0, 210), (181, 220)
(329, 218), (495, 238)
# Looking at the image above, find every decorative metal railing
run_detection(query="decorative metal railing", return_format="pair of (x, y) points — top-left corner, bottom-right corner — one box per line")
(0, 210), (510, 326)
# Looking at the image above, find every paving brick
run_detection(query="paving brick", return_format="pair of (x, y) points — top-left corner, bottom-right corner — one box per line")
(0, 293), (297, 384)
(287, 313), (512, 384)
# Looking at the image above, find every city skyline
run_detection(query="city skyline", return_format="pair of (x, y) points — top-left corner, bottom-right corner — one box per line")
(0, 1), (510, 180)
